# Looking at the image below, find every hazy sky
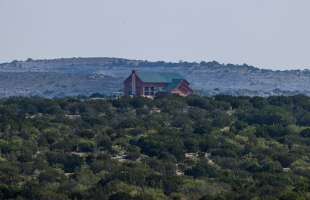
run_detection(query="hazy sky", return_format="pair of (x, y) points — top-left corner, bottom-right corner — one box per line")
(1, 0), (310, 69)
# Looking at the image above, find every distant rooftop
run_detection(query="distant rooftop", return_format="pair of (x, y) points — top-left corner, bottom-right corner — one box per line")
(136, 71), (184, 83)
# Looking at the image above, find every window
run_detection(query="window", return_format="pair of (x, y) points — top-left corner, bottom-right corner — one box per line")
(144, 87), (149, 96)
(128, 89), (132, 96)
(144, 87), (155, 96)
(150, 87), (155, 95)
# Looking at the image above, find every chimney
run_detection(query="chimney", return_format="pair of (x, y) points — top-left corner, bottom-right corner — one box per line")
(131, 70), (136, 95)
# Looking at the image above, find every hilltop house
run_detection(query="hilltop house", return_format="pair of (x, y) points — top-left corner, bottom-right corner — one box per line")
(124, 70), (193, 97)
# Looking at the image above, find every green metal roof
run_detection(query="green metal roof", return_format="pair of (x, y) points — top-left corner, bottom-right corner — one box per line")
(164, 79), (183, 92)
(136, 71), (184, 83)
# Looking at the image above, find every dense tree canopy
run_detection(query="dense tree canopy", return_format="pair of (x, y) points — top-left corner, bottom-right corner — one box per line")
(0, 95), (310, 199)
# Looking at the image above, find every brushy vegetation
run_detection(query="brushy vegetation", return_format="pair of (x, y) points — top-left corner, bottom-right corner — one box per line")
(1, 95), (310, 199)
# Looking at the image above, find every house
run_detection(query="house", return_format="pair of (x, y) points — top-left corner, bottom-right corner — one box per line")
(124, 70), (193, 97)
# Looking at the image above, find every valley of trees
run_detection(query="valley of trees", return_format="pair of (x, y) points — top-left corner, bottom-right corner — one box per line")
(1, 95), (310, 199)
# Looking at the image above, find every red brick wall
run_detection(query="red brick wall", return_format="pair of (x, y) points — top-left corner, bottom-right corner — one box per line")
(124, 73), (144, 96)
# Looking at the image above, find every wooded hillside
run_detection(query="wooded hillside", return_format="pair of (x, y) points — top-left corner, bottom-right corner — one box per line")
(1, 95), (310, 199)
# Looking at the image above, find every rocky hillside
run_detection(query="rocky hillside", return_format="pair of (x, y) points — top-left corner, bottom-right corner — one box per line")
(0, 57), (309, 97)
